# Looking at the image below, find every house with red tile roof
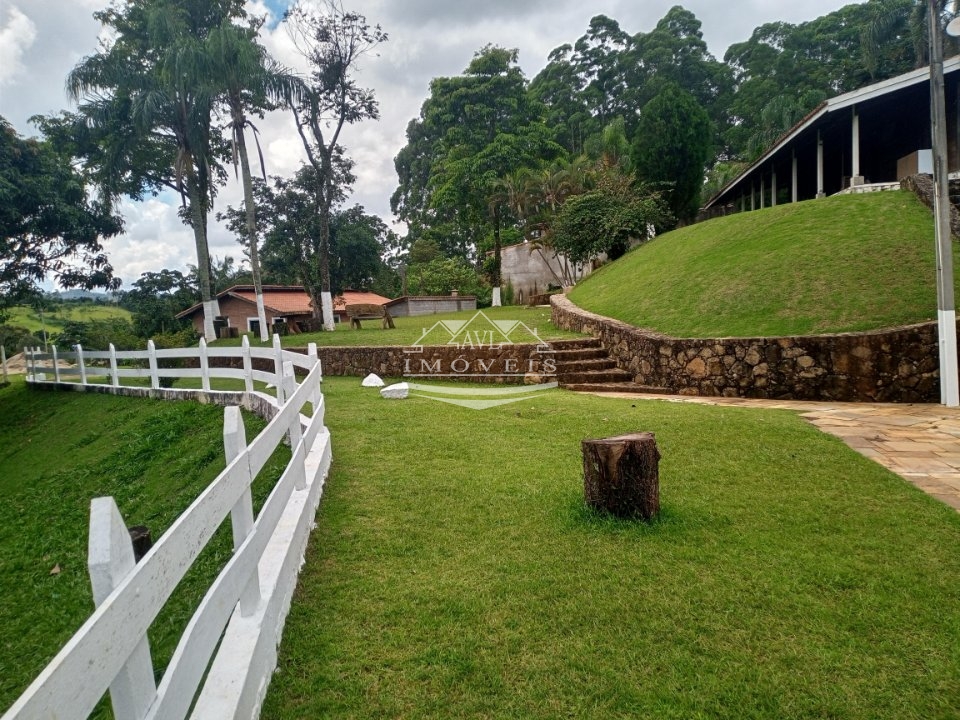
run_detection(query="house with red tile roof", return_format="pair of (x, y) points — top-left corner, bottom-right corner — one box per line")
(176, 286), (392, 336)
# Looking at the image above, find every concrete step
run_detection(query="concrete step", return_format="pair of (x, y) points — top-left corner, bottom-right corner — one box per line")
(546, 338), (602, 351)
(550, 347), (609, 361)
(561, 382), (673, 394)
(552, 358), (616, 373)
(557, 368), (633, 385)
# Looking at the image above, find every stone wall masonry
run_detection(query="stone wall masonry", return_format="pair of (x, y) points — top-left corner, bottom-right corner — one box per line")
(190, 344), (556, 384)
(551, 294), (946, 402)
(308, 343), (555, 384)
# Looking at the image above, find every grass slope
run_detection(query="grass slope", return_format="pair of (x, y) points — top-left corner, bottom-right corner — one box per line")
(569, 191), (959, 337)
(261, 378), (960, 719)
(4, 303), (132, 334)
(0, 378), (288, 714)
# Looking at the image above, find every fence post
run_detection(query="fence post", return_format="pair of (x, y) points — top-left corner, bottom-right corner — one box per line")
(273, 334), (285, 406)
(199, 337), (210, 392)
(1, 345), (7, 385)
(148, 340), (159, 389)
(77, 344), (88, 385)
(282, 361), (307, 490)
(307, 342), (323, 424)
(223, 406), (261, 617)
(109, 343), (120, 386)
(241, 334), (254, 394)
(52, 345), (61, 383)
(88, 497), (156, 720)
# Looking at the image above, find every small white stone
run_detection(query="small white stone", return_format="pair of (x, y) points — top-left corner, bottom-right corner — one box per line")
(362, 373), (385, 387)
(380, 382), (409, 399)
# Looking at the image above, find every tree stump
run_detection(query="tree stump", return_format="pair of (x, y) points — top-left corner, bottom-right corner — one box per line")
(128, 525), (153, 562)
(582, 432), (660, 520)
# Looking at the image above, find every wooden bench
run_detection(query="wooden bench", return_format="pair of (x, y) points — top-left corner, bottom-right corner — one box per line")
(345, 303), (395, 329)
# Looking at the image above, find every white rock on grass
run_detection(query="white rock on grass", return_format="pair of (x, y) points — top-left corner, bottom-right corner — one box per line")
(380, 382), (409, 399)
(361, 373), (385, 387)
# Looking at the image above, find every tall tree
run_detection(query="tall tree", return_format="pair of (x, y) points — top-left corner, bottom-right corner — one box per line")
(122, 269), (197, 338)
(285, 0), (387, 330)
(208, 19), (305, 341)
(0, 117), (122, 315)
(529, 44), (598, 155)
(631, 6), (733, 153)
(67, 0), (242, 340)
(392, 45), (562, 304)
(631, 84), (713, 221)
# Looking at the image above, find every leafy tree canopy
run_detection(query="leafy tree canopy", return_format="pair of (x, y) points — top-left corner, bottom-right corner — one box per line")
(0, 117), (122, 316)
(632, 84), (713, 220)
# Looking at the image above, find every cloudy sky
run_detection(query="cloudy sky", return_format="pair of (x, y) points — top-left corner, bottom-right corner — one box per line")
(0, 0), (862, 289)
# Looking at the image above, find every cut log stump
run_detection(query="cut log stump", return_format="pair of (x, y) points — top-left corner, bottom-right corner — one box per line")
(582, 432), (660, 520)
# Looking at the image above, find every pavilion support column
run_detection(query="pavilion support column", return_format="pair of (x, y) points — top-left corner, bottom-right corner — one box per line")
(771, 168), (777, 207)
(816, 130), (826, 198)
(792, 151), (798, 203)
(851, 106), (863, 187)
(760, 174), (765, 209)
(750, 182), (755, 211)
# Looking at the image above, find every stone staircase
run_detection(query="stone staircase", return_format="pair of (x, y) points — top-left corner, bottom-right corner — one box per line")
(546, 338), (669, 394)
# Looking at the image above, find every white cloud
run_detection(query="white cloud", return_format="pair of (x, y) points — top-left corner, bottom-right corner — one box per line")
(0, 6), (37, 86)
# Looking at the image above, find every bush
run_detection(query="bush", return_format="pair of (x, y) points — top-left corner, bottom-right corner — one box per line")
(151, 328), (200, 388)
(406, 257), (492, 305)
(54, 319), (139, 351)
(0, 325), (42, 356)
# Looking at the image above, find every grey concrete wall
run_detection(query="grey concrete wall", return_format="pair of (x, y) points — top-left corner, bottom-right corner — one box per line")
(499, 243), (591, 302)
(388, 296), (477, 317)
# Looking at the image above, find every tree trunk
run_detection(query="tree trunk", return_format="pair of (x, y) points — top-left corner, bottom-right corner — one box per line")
(582, 432), (660, 520)
(492, 203), (502, 306)
(319, 174), (335, 332)
(186, 170), (217, 342)
(234, 111), (270, 342)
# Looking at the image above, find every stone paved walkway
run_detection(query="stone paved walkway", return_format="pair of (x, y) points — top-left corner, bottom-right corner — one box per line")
(587, 392), (960, 512)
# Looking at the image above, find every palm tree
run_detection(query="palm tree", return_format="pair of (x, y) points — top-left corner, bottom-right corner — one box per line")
(68, 0), (244, 341)
(862, 0), (960, 78)
(208, 20), (306, 341)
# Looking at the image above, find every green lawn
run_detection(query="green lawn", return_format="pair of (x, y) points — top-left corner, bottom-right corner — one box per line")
(4, 303), (132, 335)
(213, 305), (584, 348)
(569, 191), (959, 337)
(0, 377), (289, 715)
(3, 377), (959, 718)
(259, 377), (960, 719)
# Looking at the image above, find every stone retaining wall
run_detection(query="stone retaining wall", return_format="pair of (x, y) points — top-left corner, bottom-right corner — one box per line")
(551, 294), (945, 402)
(308, 343), (554, 384)
(192, 344), (555, 384)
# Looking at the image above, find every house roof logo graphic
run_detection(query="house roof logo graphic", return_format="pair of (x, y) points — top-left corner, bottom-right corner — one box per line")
(406, 310), (552, 352)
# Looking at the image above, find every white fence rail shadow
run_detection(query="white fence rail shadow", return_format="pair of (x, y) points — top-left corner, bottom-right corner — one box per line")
(5, 335), (332, 720)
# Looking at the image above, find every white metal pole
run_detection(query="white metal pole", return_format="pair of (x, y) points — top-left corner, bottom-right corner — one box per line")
(931, 1), (959, 406)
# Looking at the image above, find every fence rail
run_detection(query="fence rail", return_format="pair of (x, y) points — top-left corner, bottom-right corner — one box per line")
(5, 335), (331, 720)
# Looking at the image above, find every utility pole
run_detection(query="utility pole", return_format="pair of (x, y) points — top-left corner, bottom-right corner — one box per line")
(930, 0), (959, 405)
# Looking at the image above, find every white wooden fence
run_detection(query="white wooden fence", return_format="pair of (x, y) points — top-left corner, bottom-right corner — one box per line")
(5, 335), (332, 720)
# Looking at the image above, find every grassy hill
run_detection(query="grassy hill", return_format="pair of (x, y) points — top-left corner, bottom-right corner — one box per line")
(0, 378), (287, 713)
(568, 191), (958, 337)
(4, 302), (132, 334)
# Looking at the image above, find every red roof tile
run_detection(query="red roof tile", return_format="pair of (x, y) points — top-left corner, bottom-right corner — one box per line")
(228, 289), (313, 315)
(334, 291), (392, 311)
